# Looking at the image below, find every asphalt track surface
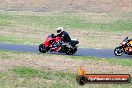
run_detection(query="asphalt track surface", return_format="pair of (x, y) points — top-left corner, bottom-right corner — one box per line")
(0, 43), (131, 59)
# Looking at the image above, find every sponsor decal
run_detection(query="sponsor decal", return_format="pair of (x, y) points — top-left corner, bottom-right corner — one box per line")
(76, 67), (131, 85)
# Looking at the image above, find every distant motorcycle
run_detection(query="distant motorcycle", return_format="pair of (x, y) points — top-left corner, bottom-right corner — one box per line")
(39, 34), (79, 55)
(114, 37), (132, 56)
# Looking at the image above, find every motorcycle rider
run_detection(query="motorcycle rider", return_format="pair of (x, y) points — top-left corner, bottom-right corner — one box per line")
(56, 27), (71, 43)
(127, 37), (132, 47)
(53, 27), (71, 51)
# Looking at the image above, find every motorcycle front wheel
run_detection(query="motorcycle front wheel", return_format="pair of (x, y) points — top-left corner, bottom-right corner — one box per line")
(39, 44), (47, 53)
(114, 46), (124, 56)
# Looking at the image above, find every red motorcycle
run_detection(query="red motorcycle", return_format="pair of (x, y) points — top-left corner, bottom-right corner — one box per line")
(39, 34), (79, 55)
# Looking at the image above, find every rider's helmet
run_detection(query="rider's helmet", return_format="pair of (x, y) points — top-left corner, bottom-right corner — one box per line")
(57, 27), (64, 34)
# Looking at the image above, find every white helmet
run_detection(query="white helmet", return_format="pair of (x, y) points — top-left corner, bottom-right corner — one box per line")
(57, 27), (64, 34)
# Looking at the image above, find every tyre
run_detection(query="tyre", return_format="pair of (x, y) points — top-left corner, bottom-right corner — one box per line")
(39, 44), (47, 53)
(127, 53), (132, 55)
(66, 47), (77, 55)
(114, 46), (124, 56)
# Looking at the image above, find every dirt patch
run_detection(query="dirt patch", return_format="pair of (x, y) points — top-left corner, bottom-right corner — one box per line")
(0, 0), (131, 13)
(0, 52), (132, 74)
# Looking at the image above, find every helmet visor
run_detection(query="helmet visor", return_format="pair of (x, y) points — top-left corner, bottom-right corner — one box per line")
(57, 30), (61, 33)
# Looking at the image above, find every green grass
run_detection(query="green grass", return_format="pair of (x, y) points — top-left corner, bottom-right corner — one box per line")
(71, 56), (132, 66)
(0, 11), (132, 32)
(0, 11), (132, 47)
(0, 72), (5, 78)
(107, 58), (132, 66)
(0, 50), (132, 88)
(0, 35), (41, 44)
(12, 67), (75, 80)
(0, 66), (131, 88)
(10, 66), (76, 88)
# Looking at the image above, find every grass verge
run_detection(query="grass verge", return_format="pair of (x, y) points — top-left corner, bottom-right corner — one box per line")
(0, 11), (132, 48)
(0, 11), (132, 31)
(0, 35), (42, 44)
(71, 56), (132, 66)
(0, 50), (132, 87)
(0, 66), (131, 88)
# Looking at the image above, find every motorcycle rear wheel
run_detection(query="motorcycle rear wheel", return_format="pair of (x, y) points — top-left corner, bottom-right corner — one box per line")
(66, 47), (77, 55)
